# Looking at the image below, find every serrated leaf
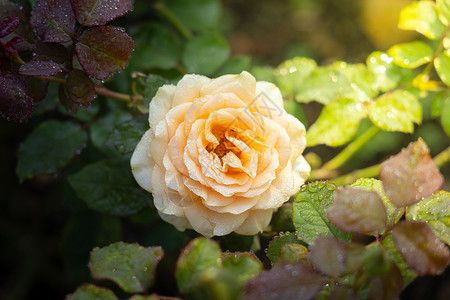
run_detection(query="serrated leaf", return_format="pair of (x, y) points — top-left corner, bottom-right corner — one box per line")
(379, 138), (443, 208)
(293, 181), (351, 244)
(72, 0), (132, 26)
(89, 242), (163, 293)
(328, 187), (387, 235)
(222, 252), (263, 286)
(68, 159), (147, 216)
(351, 178), (403, 228)
(34, 41), (67, 63)
(76, 26), (135, 80)
(16, 120), (87, 181)
(66, 69), (96, 107)
(273, 243), (308, 267)
(399, 1), (446, 40)
(0, 16), (19, 38)
(66, 284), (117, 300)
(0, 72), (33, 122)
(182, 32), (229, 75)
(437, 0), (450, 25)
(392, 221), (450, 275)
(309, 235), (347, 278)
(175, 238), (222, 294)
(367, 89), (421, 133)
(31, 0), (76, 43)
(407, 191), (450, 245)
(442, 97), (450, 136)
(143, 74), (170, 107)
(59, 83), (79, 114)
(244, 262), (326, 300)
(266, 232), (303, 262)
(435, 51), (450, 86)
(274, 57), (317, 96)
(306, 98), (367, 147)
(107, 116), (149, 154)
(387, 41), (433, 69)
(0, 0), (34, 45)
(19, 59), (63, 76)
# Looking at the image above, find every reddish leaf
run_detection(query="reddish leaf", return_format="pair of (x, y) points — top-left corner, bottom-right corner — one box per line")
(26, 76), (48, 102)
(4, 36), (25, 58)
(19, 59), (63, 76)
(367, 260), (403, 300)
(76, 26), (134, 80)
(58, 84), (78, 114)
(31, 0), (76, 43)
(379, 139), (444, 208)
(0, 44), (13, 72)
(309, 236), (347, 278)
(0, 1), (34, 45)
(0, 72), (33, 122)
(244, 262), (326, 300)
(66, 69), (95, 107)
(71, 0), (133, 26)
(0, 16), (19, 38)
(328, 187), (387, 235)
(34, 41), (67, 63)
(392, 221), (450, 275)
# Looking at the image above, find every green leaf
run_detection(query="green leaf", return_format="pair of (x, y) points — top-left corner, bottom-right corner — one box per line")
(128, 295), (159, 300)
(351, 178), (403, 228)
(366, 51), (410, 91)
(222, 252), (263, 286)
(273, 243), (308, 267)
(387, 41), (433, 69)
(382, 233), (418, 286)
(437, 0), (450, 25)
(274, 57), (317, 96)
(67, 284), (117, 300)
(182, 32), (230, 75)
(68, 159), (148, 216)
(16, 120), (87, 182)
(89, 242), (163, 293)
(327, 187), (387, 235)
(107, 116), (149, 154)
(367, 89), (421, 133)
(175, 238), (222, 294)
(66, 69), (96, 107)
(306, 98), (367, 147)
(407, 191), (450, 245)
(270, 203), (295, 232)
(215, 55), (252, 76)
(266, 232), (304, 262)
(435, 51), (450, 86)
(391, 221), (450, 275)
(142, 74), (170, 107)
(399, 1), (446, 40)
(283, 100), (308, 128)
(441, 97), (450, 136)
(293, 181), (351, 244)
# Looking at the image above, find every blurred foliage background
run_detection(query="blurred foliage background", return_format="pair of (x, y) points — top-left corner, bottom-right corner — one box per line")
(1, 0), (449, 299)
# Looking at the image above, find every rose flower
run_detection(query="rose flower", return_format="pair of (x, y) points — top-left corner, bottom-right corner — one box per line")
(131, 71), (310, 236)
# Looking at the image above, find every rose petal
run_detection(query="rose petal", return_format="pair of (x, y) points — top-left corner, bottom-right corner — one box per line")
(149, 84), (176, 130)
(172, 74), (211, 107)
(130, 130), (154, 192)
(200, 71), (256, 104)
(235, 209), (273, 235)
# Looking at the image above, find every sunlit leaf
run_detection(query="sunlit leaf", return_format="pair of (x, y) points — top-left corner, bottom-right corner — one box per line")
(379, 139), (443, 207)
(266, 232), (304, 262)
(19, 59), (63, 76)
(398, 1), (446, 40)
(367, 51), (404, 92)
(367, 89), (421, 133)
(306, 98), (367, 147)
(293, 181), (351, 244)
(274, 57), (317, 96)
(435, 51), (450, 86)
(66, 284), (117, 300)
(244, 262), (326, 300)
(66, 69), (96, 107)
(182, 32), (229, 75)
(273, 243), (308, 267)
(437, 0), (450, 25)
(391, 221), (450, 275)
(0, 72), (33, 122)
(16, 120), (87, 181)
(407, 191), (450, 245)
(31, 0), (76, 43)
(222, 252), (263, 286)
(309, 235), (347, 278)
(441, 97), (450, 137)
(68, 159), (147, 216)
(328, 187), (387, 235)
(89, 242), (163, 293)
(387, 41), (433, 69)
(76, 26), (135, 80)
(72, 0), (133, 26)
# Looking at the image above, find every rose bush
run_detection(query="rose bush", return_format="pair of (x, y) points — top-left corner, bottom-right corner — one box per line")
(131, 71), (310, 236)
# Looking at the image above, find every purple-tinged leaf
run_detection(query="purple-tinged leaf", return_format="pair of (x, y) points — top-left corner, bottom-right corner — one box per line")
(309, 235), (346, 278)
(0, 44), (13, 72)
(66, 69), (95, 107)
(273, 243), (308, 267)
(59, 84), (79, 114)
(392, 221), (450, 275)
(0, 16), (19, 38)
(0, 72), (33, 122)
(31, 0), (76, 43)
(19, 59), (63, 76)
(0, 1), (34, 46)
(244, 262), (327, 300)
(34, 41), (67, 63)
(26, 76), (48, 102)
(76, 26), (134, 80)
(71, 0), (133, 26)
(4, 36), (25, 57)
(367, 260), (403, 300)
(328, 187), (387, 235)
(379, 138), (444, 208)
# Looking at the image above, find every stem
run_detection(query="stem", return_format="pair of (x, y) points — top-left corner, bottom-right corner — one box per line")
(322, 125), (381, 171)
(154, 2), (193, 40)
(36, 76), (66, 84)
(433, 145), (450, 168)
(95, 86), (140, 102)
(328, 164), (381, 186)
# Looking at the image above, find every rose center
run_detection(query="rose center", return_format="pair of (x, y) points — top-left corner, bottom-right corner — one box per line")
(206, 128), (242, 159)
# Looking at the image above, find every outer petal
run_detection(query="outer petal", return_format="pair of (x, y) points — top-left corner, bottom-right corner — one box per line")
(172, 74), (211, 107)
(235, 209), (273, 235)
(149, 85), (176, 130)
(130, 130), (154, 192)
(200, 71), (256, 104)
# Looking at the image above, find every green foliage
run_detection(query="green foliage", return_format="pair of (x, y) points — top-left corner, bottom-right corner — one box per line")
(67, 284), (118, 300)
(107, 116), (149, 154)
(387, 41), (434, 69)
(266, 232), (303, 262)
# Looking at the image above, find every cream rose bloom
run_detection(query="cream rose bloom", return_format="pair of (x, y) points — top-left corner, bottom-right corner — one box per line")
(131, 71), (310, 236)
